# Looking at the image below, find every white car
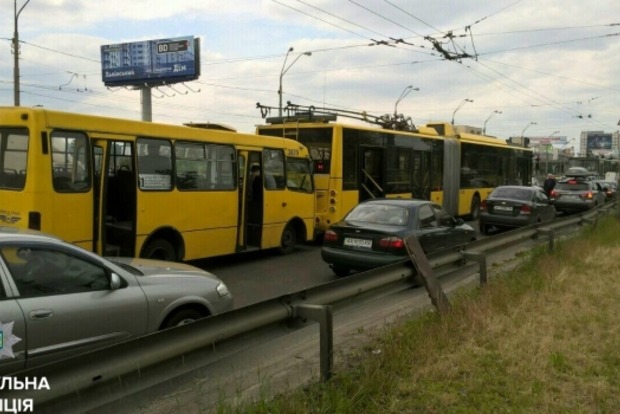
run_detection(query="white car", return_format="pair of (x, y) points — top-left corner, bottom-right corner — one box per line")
(0, 227), (233, 375)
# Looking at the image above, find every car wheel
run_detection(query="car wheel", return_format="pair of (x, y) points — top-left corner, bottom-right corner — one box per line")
(278, 224), (297, 255)
(467, 195), (481, 221)
(162, 308), (207, 329)
(480, 223), (489, 235)
(142, 238), (177, 261)
(332, 266), (350, 277)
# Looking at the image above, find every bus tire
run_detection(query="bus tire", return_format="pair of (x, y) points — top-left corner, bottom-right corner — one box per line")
(142, 238), (177, 261)
(467, 195), (481, 221)
(278, 224), (297, 255)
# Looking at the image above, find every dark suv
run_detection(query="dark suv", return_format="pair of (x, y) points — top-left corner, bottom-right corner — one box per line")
(551, 177), (606, 213)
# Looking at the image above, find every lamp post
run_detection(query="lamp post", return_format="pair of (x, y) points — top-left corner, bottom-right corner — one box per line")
(278, 47), (312, 117)
(394, 85), (419, 116)
(451, 98), (473, 125)
(482, 110), (502, 135)
(13, 0), (31, 106)
(521, 121), (537, 138)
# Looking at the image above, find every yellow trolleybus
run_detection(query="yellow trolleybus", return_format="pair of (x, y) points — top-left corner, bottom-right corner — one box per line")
(256, 103), (532, 233)
(0, 107), (314, 260)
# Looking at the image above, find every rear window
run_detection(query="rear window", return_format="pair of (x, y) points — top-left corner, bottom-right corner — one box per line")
(490, 187), (533, 201)
(555, 182), (590, 191)
(346, 204), (409, 226)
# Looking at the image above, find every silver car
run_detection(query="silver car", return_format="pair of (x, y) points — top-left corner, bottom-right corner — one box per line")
(0, 227), (233, 375)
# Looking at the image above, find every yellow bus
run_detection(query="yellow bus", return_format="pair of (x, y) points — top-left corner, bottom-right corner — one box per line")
(256, 104), (532, 233)
(0, 107), (314, 261)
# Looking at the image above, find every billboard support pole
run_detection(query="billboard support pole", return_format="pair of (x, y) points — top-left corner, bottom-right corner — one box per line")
(141, 86), (152, 122)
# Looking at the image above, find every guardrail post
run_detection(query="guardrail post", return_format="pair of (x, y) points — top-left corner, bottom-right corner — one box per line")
(463, 252), (488, 286)
(294, 304), (333, 382)
(405, 235), (451, 315)
(537, 228), (555, 252)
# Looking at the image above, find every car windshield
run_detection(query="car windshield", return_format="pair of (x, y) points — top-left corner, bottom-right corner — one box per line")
(490, 187), (532, 200)
(555, 182), (590, 191)
(346, 204), (409, 226)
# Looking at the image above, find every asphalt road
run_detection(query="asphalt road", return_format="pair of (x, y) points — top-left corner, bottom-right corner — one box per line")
(190, 220), (483, 309)
(190, 242), (336, 309)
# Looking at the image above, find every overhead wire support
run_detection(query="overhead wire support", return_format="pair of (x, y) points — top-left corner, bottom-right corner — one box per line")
(256, 102), (417, 132)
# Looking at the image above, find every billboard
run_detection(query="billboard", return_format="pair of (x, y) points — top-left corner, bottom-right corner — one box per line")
(527, 136), (567, 146)
(586, 133), (612, 150)
(101, 36), (200, 87)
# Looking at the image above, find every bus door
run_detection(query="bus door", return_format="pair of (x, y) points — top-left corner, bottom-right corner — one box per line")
(359, 146), (384, 201)
(238, 150), (263, 250)
(93, 138), (137, 257)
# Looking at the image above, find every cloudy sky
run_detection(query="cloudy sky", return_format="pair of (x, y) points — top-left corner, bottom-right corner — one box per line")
(1, 0), (619, 149)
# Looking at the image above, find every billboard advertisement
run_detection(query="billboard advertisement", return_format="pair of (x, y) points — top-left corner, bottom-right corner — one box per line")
(586, 133), (612, 150)
(527, 136), (567, 146)
(101, 36), (200, 87)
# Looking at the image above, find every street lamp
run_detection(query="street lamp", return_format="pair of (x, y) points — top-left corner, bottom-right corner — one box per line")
(451, 98), (473, 125)
(278, 47), (312, 117)
(13, 0), (31, 106)
(394, 85), (419, 116)
(482, 110), (502, 135)
(521, 121), (537, 138)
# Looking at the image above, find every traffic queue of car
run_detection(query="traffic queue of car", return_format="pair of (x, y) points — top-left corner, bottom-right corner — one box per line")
(322, 167), (616, 277)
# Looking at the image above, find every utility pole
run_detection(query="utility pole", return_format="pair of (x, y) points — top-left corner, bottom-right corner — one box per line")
(13, 0), (31, 106)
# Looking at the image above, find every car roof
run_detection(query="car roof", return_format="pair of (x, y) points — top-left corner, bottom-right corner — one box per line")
(0, 226), (62, 243)
(492, 185), (536, 192)
(564, 167), (596, 178)
(358, 198), (431, 207)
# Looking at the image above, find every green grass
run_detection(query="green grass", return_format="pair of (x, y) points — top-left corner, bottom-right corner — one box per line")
(219, 215), (620, 414)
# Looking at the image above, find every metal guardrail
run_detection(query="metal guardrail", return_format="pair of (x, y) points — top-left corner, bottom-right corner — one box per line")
(4, 202), (616, 411)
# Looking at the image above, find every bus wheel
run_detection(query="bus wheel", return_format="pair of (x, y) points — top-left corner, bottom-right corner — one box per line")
(468, 195), (481, 221)
(278, 224), (297, 255)
(143, 238), (177, 261)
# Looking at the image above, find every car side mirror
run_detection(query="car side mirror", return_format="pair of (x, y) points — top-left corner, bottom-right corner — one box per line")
(455, 218), (464, 226)
(110, 273), (122, 290)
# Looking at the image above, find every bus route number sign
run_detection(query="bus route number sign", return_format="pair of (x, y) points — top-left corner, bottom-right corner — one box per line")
(157, 40), (189, 54)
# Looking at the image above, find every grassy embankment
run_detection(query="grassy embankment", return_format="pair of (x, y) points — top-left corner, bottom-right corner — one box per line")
(221, 214), (620, 414)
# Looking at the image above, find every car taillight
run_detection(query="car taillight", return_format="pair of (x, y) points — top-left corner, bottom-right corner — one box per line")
(480, 200), (487, 211)
(378, 236), (405, 251)
(583, 192), (593, 199)
(519, 205), (531, 215)
(550, 190), (557, 198)
(324, 229), (338, 243)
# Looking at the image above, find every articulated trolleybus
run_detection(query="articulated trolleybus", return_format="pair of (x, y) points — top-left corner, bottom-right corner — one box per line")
(257, 103), (532, 234)
(0, 107), (314, 261)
